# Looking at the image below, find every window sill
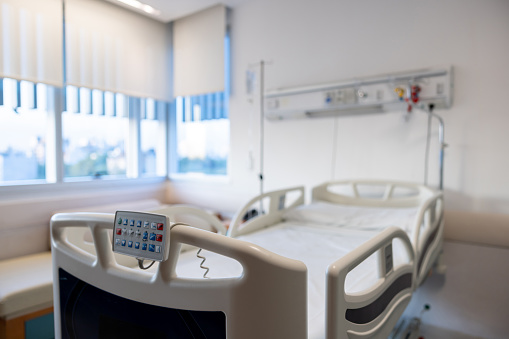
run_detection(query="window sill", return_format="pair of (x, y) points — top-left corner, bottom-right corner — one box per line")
(0, 176), (168, 202)
(169, 172), (229, 184)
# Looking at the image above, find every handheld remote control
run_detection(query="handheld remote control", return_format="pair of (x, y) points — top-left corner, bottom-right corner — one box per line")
(112, 211), (170, 262)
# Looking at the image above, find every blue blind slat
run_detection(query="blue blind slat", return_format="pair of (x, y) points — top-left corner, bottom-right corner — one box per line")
(0, 79), (4, 106)
(32, 83), (38, 109)
(16, 81), (21, 108)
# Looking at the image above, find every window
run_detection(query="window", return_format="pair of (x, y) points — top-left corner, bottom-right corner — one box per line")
(170, 21), (231, 178)
(61, 87), (168, 181)
(172, 92), (229, 176)
(0, 78), (50, 183)
(140, 98), (167, 177)
(62, 87), (129, 179)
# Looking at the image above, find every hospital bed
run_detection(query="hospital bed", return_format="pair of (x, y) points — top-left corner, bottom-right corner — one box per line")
(229, 180), (444, 287)
(50, 180), (443, 338)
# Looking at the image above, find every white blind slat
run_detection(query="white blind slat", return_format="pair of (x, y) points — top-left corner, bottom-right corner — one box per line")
(174, 4), (226, 97)
(0, 0), (63, 86)
(66, 0), (171, 101)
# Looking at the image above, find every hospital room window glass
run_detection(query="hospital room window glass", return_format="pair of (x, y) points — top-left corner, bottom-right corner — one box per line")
(0, 78), (48, 184)
(172, 92), (229, 176)
(140, 98), (167, 177)
(62, 87), (129, 179)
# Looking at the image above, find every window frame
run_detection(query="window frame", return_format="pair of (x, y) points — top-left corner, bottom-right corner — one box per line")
(0, 78), (169, 194)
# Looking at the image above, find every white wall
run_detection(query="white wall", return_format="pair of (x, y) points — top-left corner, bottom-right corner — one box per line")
(168, 0), (509, 220)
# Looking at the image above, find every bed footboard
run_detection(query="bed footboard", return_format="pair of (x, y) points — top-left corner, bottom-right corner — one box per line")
(412, 194), (445, 286)
(312, 180), (436, 208)
(327, 227), (415, 339)
(228, 186), (305, 237)
(51, 212), (307, 339)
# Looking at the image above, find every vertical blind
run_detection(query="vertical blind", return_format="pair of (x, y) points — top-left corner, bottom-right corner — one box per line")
(65, 0), (171, 101)
(0, 0), (63, 86)
(173, 4), (226, 97)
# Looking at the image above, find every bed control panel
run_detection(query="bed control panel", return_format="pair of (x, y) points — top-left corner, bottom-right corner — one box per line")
(112, 211), (170, 262)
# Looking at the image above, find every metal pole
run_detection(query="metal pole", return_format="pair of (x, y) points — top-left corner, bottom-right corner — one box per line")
(260, 60), (265, 213)
(431, 112), (446, 191)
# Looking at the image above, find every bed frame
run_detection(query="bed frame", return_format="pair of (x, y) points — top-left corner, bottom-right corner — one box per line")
(311, 180), (444, 287)
(50, 180), (443, 338)
(227, 180), (444, 337)
(51, 212), (307, 339)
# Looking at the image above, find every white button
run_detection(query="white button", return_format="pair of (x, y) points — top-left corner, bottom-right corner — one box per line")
(151, 222), (157, 229)
(155, 245), (161, 253)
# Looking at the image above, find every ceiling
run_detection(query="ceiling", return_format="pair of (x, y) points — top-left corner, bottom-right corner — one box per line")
(106, 0), (248, 23)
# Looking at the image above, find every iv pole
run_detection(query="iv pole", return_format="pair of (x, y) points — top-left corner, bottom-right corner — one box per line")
(259, 60), (265, 213)
(247, 60), (267, 214)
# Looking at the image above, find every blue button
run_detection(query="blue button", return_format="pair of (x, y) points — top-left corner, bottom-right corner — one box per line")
(136, 220), (142, 227)
(148, 244), (155, 252)
(123, 219), (128, 225)
(143, 221), (149, 228)
(142, 243), (147, 251)
(142, 232), (148, 241)
(121, 240), (126, 246)
(128, 241), (133, 248)
(135, 242), (140, 249)
(149, 233), (156, 241)
(130, 220), (135, 226)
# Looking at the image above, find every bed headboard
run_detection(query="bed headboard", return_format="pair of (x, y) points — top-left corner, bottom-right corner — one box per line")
(312, 180), (436, 208)
(228, 186), (305, 237)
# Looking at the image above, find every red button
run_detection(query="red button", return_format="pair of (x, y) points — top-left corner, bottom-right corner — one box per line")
(116, 228), (122, 235)
(157, 223), (164, 230)
(156, 234), (163, 242)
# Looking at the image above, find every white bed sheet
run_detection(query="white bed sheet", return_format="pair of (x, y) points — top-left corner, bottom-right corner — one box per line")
(174, 222), (410, 339)
(283, 201), (419, 233)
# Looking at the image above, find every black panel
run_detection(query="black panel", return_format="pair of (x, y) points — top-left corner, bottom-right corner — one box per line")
(345, 273), (412, 325)
(58, 268), (226, 339)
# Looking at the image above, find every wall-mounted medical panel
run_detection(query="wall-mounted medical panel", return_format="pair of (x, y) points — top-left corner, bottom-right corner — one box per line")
(264, 66), (453, 120)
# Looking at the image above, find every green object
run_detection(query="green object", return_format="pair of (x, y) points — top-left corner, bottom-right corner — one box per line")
(25, 313), (54, 339)
(118, 218), (122, 224)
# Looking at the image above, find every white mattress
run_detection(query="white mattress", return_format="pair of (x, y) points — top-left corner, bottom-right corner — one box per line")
(283, 201), (419, 233)
(174, 221), (410, 339)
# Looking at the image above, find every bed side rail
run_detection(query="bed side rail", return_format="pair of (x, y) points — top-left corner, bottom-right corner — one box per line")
(410, 192), (445, 286)
(150, 204), (227, 235)
(228, 186), (305, 237)
(313, 180), (435, 208)
(327, 227), (415, 339)
(51, 212), (307, 339)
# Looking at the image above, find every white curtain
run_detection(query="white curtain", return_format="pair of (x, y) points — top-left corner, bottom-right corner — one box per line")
(65, 0), (171, 101)
(173, 4), (226, 97)
(0, 0), (63, 86)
